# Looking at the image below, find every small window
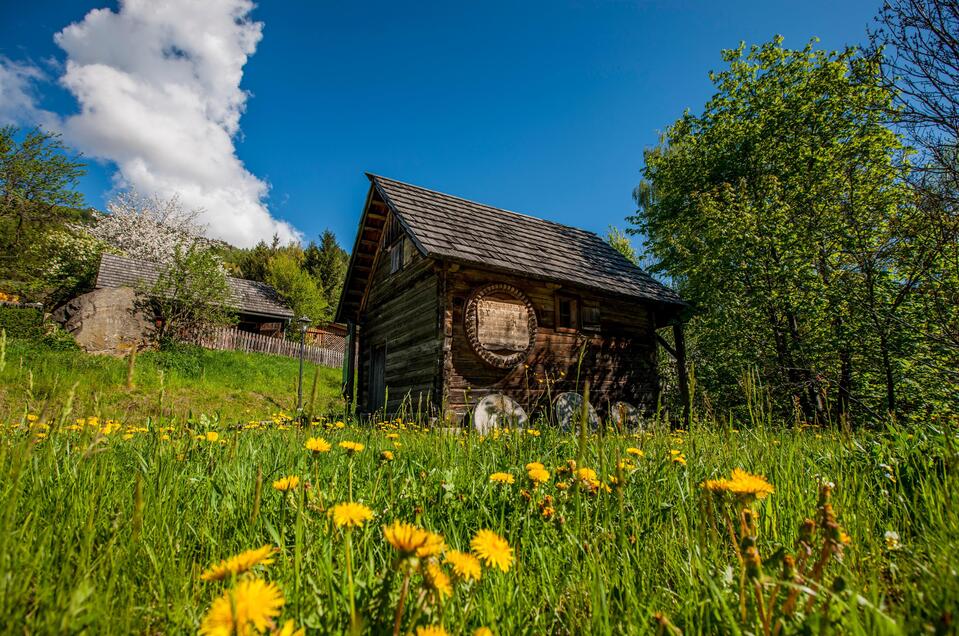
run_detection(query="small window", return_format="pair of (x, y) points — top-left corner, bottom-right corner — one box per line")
(556, 295), (578, 330)
(582, 304), (601, 332)
(390, 237), (405, 273)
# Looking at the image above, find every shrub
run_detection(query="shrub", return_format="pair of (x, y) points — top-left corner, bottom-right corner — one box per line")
(0, 306), (43, 339)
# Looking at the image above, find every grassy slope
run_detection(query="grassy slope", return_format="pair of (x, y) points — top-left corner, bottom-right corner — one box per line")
(0, 338), (344, 423)
(0, 417), (955, 634)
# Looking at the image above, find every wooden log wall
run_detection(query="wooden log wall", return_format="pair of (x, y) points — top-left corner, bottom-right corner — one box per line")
(199, 326), (344, 368)
(444, 266), (660, 419)
(356, 236), (441, 414)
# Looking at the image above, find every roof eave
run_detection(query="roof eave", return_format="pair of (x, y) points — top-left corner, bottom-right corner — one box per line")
(434, 254), (686, 308)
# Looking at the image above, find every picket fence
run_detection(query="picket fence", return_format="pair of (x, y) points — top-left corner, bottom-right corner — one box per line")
(200, 326), (344, 369)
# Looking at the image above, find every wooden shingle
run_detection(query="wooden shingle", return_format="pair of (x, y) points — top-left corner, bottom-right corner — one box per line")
(367, 174), (684, 306)
(95, 253), (294, 319)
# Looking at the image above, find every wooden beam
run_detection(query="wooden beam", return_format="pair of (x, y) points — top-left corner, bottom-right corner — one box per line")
(343, 320), (356, 406)
(655, 333), (677, 359)
(673, 323), (690, 427)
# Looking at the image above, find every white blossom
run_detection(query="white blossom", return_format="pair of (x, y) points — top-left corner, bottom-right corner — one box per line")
(84, 192), (211, 265)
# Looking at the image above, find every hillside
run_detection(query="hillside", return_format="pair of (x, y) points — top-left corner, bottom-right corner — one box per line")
(0, 338), (344, 423)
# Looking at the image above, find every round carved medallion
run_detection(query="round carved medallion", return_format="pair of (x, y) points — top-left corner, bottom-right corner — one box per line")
(464, 283), (537, 368)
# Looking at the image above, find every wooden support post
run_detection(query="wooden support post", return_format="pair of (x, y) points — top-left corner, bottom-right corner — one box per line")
(343, 320), (356, 406)
(673, 322), (690, 427)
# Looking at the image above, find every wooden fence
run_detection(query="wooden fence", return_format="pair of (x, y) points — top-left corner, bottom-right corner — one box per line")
(200, 326), (344, 369)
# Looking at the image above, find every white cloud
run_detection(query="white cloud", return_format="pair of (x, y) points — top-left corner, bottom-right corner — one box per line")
(0, 57), (59, 128)
(51, 0), (300, 247)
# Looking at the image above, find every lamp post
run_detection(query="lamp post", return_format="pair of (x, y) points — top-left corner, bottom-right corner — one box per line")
(296, 315), (311, 418)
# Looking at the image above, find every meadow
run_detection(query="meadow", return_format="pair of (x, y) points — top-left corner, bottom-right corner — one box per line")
(0, 338), (957, 635)
(0, 336), (343, 422)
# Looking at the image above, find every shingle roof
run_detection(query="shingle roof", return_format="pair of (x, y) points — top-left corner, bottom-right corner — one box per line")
(96, 253), (294, 319)
(368, 174), (684, 306)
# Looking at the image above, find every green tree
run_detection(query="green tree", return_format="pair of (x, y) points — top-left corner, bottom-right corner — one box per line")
(151, 245), (234, 345)
(303, 229), (348, 321)
(227, 234), (283, 282)
(632, 37), (949, 423)
(0, 126), (88, 296)
(265, 251), (327, 333)
(606, 226), (639, 265)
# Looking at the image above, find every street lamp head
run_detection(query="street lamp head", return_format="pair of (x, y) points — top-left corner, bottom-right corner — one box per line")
(298, 315), (311, 331)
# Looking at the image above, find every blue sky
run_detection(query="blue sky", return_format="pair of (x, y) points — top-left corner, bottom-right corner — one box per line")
(1, 0), (879, 249)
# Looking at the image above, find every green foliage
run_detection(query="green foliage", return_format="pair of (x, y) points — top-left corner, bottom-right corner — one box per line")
(304, 229), (349, 318)
(0, 126), (90, 300)
(266, 250), (328, 329)
(223, 234), (287, 283)
(0, 306), (43, 340)
(151, 245), (235, 344)
(26, 229), (107, 308)
(633, 37), (958, 423)
(225, 229), (348, 325)
(606, 226), (639, 265)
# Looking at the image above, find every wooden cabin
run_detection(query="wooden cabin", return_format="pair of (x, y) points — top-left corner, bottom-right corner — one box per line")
(336, 174), (688, 423)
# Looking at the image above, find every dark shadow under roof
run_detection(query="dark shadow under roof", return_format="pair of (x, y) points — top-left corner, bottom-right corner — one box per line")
(368, 174), (684, 306)
(96, 253), (294, 320)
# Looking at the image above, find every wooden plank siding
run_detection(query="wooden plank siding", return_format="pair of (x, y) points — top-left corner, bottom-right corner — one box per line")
(443, 265), (660, 419)
(356, 226), (442, 415)
(339, 176), (687, 423)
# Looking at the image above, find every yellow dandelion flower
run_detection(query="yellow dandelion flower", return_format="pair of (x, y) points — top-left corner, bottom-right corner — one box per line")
(305, 437), (331, 453)
(470, 529), (514, 573)
(489, 472), (514, 485)
(272, 476), (300, 492)
(416, 530), (447, 558)
(525, 462), (545, 471)
(381, 450), (395, 461)
(205, 431), (220, 442)
(386, 432), (400, 440)
(424, 562), (453, 600)
(701, 468), (772, 501)
(527, 467), (550, 485)
(383, 521), (429, 555)
(626, 447), (644, 457)
(669, 449), (681, 456)
(199, 578), (285, 636)
(444, 550), (482, 581)
(339, 441), (365, 453)
(331, 502), (374, 528)
(525, 429), (541, 437)
(575, 468), (597, 482)
(200, 545), (277, 581)
(474, 628), (493, 636)
(725, 468), (774, 500)
(415, 626), (449, 636)
(272, 619), (305, 636)
(555, 482), (569, 491)
(672, 455), (687, 466)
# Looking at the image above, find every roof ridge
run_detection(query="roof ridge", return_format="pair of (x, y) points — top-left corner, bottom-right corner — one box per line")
(367, 173), (602, 238)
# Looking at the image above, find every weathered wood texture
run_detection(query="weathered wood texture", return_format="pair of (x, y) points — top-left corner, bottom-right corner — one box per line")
(444, 266), (660, 419)
(356, 222), (441, 414)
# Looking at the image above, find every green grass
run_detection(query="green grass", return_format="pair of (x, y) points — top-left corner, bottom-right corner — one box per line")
(0, 337), (344, 423)
(0, 406), (955, 634)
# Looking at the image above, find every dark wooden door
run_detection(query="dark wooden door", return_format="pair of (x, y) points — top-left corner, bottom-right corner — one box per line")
(369, 344), (386, 411)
